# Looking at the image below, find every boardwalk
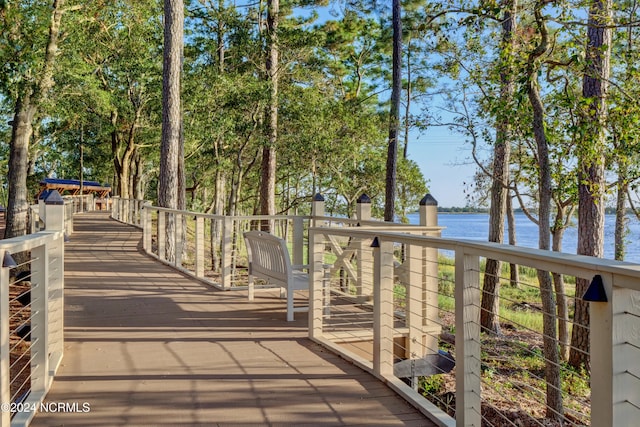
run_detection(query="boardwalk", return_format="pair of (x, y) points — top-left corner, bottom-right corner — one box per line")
(32, 212), (434, 426)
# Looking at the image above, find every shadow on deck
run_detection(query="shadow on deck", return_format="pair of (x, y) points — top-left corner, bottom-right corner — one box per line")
(31, 212), (434, 426)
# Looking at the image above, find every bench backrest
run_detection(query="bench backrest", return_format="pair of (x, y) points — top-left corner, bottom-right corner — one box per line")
(244, 230), (292, 286)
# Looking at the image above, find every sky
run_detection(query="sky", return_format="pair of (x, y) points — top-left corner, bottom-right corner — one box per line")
(406, 127), (473, 208)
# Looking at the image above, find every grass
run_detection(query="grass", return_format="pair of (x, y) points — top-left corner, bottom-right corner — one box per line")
(432, 253), (577, 334)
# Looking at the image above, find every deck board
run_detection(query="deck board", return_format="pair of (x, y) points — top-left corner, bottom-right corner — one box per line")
(31, 212), (435, 426)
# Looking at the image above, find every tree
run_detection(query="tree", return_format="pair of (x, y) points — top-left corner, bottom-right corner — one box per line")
(384, 0), (402, 222)
(260, 0), (280, 228)
(480, 0), (517, 335)
(2, 0), (67, 239)
(570, 0), (613, 371)
(524, 3), (561, 418)
(159, 0), (185, 259)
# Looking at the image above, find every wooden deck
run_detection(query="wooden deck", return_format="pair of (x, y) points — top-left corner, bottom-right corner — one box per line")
(31, 212), (435, 426)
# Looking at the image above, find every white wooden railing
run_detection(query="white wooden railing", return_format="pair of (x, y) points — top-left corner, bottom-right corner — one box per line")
(308, 227), (640, 427)
(1, 194), (66, 427)
(28, 194), (94, 236)
(111, 195), (439, 291)
(109, 195), (640, 426)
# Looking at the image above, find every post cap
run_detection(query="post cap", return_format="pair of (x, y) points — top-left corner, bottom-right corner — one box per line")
(357, 194), (371, 204)
(3, 251), (17, 268)
(38, 189), (52, 200)
(583, 274), (608, 302)
(313, 193), (325, 202)
(420, 194), (438, 206)
(44, 190), (65, 205)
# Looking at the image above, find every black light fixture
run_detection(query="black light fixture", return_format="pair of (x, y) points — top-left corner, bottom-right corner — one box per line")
(582, 274), (608, 302)
(3, 251), (17, 269)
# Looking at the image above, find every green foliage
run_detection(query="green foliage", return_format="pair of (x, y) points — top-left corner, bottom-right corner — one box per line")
(419, 374), (445, 396)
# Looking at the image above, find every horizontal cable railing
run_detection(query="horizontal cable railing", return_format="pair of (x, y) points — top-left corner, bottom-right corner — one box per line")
(110, 196), (639, 426)
(309, 227), (640, 427)
(1, 198), (66, 427)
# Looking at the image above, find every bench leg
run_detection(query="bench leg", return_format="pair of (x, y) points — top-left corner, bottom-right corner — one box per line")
(287, 286), (294, 321)
(248, 274), (254, 301)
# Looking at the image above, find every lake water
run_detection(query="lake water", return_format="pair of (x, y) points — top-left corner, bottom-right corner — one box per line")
(407, 212), (640, 263)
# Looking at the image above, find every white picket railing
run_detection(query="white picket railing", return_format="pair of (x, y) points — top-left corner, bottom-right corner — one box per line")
(1, 196), (66, 427)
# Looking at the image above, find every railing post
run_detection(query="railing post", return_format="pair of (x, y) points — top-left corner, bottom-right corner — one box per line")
(142, 204), (147, 251)
(356, 193), (371, 222)
(221, 216), (232, 289)
(143, 205), (152, 254)
(31, 238), (50, 396)
(158, 211), (166, 261)
(372, 237), (394, 378)
(44, 190), (65, 232)
(589, 274), (640, 426)
(111, 197), (117, 219)
(129, 199), (135, 225)
(420, 194), (440, 354)
(405, 243), (422, 359)
(30, 191), (64, 398)
(356, 194), (373, 299)
(44, 192), (65, 375)
(195, 216), (205, 278)
(309, 229), (325, 339)
(174, 213), (183, 268)
(455, 250), (481, 427)
(136, 200), (141, 226)
(311, 193), (325, 227)
(0, 253), (10, 427)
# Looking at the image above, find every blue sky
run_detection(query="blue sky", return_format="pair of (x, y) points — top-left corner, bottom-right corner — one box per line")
(407, 127), (472, 208)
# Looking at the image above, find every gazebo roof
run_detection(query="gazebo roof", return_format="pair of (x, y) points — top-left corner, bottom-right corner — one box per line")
(38, 178), (111, 198)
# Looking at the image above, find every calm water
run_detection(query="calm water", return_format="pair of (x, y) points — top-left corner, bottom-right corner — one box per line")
(407, 212), (640, 263)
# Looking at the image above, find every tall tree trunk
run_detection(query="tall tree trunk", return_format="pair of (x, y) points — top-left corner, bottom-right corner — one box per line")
(551, 219), (569, 361)
(159, 0), (184, 261)
(210, 171), (225, 270)
(217, 0), (225, 73)
(5, 97), (36, 239)
(260, 0), (279, 230)
(506, 192), (520, 287)
(403, 35), (413, 159)
(527, 6), (562, 419)
(120, 103), (144, 199)
(614, 169), (628, 261)
(5, 0), (65, 239)
(111, 110), (122, 196)
(384, 0), (401, 222)
(570, 0), (612, 371)
(480, 0), (516, 334)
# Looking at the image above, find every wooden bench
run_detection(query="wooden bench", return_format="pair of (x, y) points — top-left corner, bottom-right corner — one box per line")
(244, 230), (309, 321)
